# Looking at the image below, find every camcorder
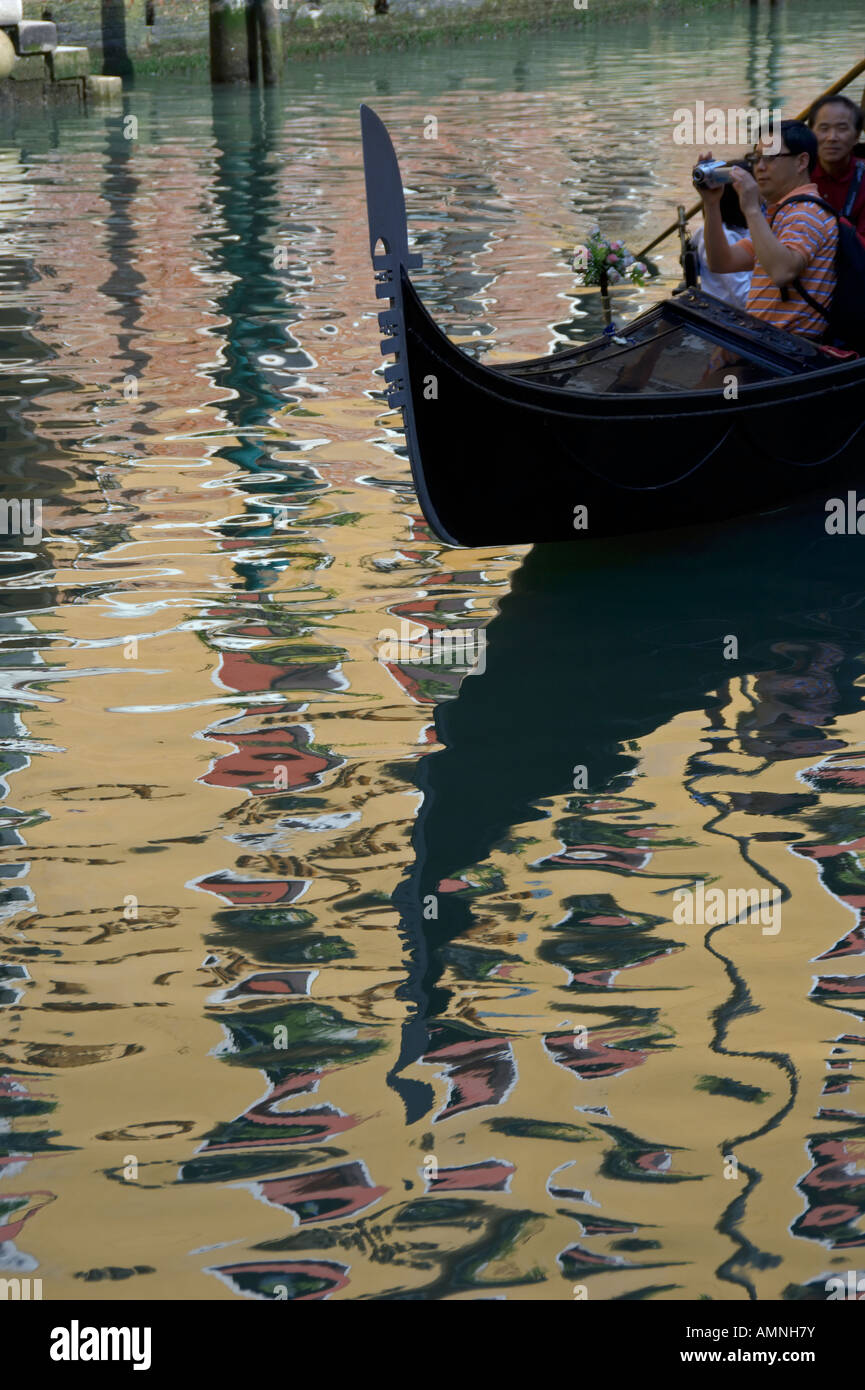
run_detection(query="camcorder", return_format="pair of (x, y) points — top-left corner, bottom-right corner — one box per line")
(692, 159), (736, 190)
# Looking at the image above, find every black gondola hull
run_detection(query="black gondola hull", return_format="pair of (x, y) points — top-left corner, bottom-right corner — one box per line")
(402, 274), (865, 545)
(361, 105), (865, 548)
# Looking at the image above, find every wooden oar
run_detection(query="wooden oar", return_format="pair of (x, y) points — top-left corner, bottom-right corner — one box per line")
(635, 54), (865, 261)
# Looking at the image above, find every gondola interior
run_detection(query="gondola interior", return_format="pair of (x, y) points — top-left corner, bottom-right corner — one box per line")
(501, 290), (822, 394)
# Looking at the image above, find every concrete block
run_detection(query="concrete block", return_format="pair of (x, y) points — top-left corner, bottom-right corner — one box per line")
(86, 74), (122, 101)
(15, 21), (57, 53)
(49, 45), (90, 80)
(0, 1), (23, 25)
(9, 51), (47, 80)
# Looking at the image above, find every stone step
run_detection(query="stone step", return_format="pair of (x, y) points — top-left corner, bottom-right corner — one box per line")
(86, 75), (122, 102)
(0, 1), (23, 26)
(50, 46), (90, 81)
(14, 21), (57, 54)
(9, 50), (47, 81)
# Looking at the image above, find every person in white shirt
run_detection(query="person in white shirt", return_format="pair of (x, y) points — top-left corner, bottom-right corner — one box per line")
(689, 164), (753, 308)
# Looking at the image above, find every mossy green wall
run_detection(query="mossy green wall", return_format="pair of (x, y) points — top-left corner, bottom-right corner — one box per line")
(22, 0), (731, 70)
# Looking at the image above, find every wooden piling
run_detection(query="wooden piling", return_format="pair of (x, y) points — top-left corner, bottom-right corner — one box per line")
(209, 0), (250, 84)
(246, 0), (260, 83)
(255, 0), (282, 87)
(101, 0), (134, 78)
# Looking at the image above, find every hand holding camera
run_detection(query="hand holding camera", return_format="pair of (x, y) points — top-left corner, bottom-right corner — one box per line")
(693, 152), (761, 218)
(692, 152), (733, 196)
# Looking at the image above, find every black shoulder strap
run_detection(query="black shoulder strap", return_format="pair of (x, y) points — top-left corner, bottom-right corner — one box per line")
(788, 278), (830, 320)
(769, 194), (840, 225)
(843, 161), (865, 220)
(770, 196), (838, 320)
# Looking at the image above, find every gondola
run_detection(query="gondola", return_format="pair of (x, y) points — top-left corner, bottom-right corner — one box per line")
(360, 105), (865, 547)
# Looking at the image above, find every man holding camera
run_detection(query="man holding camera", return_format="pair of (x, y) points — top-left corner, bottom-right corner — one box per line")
(697, 120), (838, 339)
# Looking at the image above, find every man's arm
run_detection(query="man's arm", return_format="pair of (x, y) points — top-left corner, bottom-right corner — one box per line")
(696, 152), (755, 273)
(740, 205), (806, 284)
(701, 198), (755, 272)
(730, 168), (806, 285)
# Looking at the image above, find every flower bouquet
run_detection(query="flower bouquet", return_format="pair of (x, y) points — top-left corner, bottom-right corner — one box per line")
(572, 229), (656, 288)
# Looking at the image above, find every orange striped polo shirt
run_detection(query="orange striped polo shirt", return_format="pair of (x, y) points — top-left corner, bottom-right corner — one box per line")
(740, 183), (838, 337)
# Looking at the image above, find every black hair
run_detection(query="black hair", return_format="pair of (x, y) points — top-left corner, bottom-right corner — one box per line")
(767, 119), (819, 174)
(720, 162), (749, 229)
(808, 94), (864, 136)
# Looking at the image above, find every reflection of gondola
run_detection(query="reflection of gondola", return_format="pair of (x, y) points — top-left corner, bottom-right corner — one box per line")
(387, 514), (865, 1117)
(361, 106), (865, 548)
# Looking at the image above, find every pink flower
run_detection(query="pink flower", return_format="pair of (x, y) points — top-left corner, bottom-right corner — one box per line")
(607, 252), (619, 264)
(610, 240), (623, 251)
